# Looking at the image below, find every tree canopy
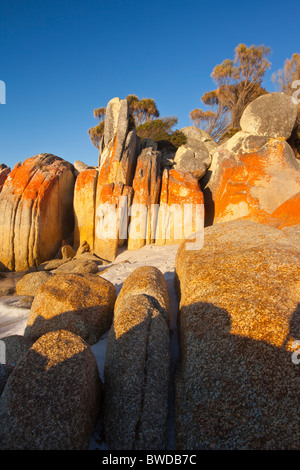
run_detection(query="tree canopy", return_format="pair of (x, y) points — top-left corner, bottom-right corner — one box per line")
(190, 44), (271, 140)
(88, 95), (185, 149)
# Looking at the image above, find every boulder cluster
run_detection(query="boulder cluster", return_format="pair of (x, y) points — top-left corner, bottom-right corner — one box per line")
(0, 92), (300, 450)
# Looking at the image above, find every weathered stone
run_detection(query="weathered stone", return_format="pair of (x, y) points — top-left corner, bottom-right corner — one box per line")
(180, 126), (217, 152)
(94, 181), (133, 261)
(115, 266), (169, 324)
(175, 220), (300, 449)
(174, 145), (211, 179)
(0, 287), (14, 297)
(16, 271), (53, 296)
(75, 240), (90, 257)
(74, 160), (89, 173)
(74, 168), (98, 252)
(0, 365), (14, 395)
(24, 273), (116, 344)
(0, 154), (75, 271)
(61, 245), (75, 260)
(54, 258), (99, 274)
(0, 330), (101, 449)
(128, 147), (162, 250)
(37, 258), (71, 271)
(204, 133), (300, 225)
(270, 191), (300, 228)
(155, 169), (204, 245)
(104, 289), (169, 450)
(240, 92), (298, 139)
(98, 98), (139, 187)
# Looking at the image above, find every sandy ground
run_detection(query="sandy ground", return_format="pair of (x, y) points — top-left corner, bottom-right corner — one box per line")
(0, 243), (180, 450)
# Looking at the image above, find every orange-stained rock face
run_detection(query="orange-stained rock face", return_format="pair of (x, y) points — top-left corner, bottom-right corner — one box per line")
(127, 147), (162, 250)
(0, 154), (75, 271)
(73, 168), (98, 251)
(156, 169), (204, 245)
(270, 191), (300, 228)
(94, 181), (133, 261)
(206, 135), (300, 225)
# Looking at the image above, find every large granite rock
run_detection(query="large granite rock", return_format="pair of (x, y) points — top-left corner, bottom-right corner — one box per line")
(74, 168), (98, 252)
(240, 92), (298, 139)
(270, 191), (300, 228)
(0, 329), (101, 449)
(173, 144), (211, 179)
(175, 220), (300, 449)
(24, 273), (116, 344)
(94, 181), (133, 261)
(204, 132), (300, 225)
(180, 126), (217, 153)
(155, 169), (204, 245)
(16, 271), (53, 296)
(98, 98), (140, 187)
(0, 154), (75, 271)
(173, 127), (216, 180)
(128, 147), (162, 250)
(115, 266), (169, 324)
(103, 267), (170, 450)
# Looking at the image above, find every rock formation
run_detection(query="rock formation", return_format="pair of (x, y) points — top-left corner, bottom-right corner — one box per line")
(24, 273), (116, 344)
(103, 266), (170, 450)
(204, 93), (300, 225)
(156, 169), (204, 245)
(173, 127), (216, 179)
(127, 147), (162, 250)
(0, 330), (101, 449)
(0, 154), (75, 271)
(175, 219), (300, 449)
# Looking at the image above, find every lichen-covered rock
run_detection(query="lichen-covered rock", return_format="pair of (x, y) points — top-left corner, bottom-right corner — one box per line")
(0, 329), (101, 449)
(240, 92), (298, 139)
(16, 271), (53, 296)
(74, 168), (98, 252)
(128, 147), (162, 250)
(270, 191), (300, 228)
(103, 293), (170, 450)
(0, 154), (75, 271)
(94, 181), (133, 261)
(175, 220), (300, 450)
(24, 273), (116, 344)
(204, 133), (300, 225)
(155, 169), (204, 245)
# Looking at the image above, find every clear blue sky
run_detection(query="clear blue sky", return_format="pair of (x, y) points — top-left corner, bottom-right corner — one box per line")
(0, 0), (299, 170)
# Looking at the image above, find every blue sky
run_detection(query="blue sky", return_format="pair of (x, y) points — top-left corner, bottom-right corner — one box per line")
(0, 0), (299, 170)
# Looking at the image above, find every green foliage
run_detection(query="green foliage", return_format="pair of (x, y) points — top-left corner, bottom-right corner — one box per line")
(219, 127), (240, 142)
(136, 116), (186, 148)
(88, 121), (104, 149)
